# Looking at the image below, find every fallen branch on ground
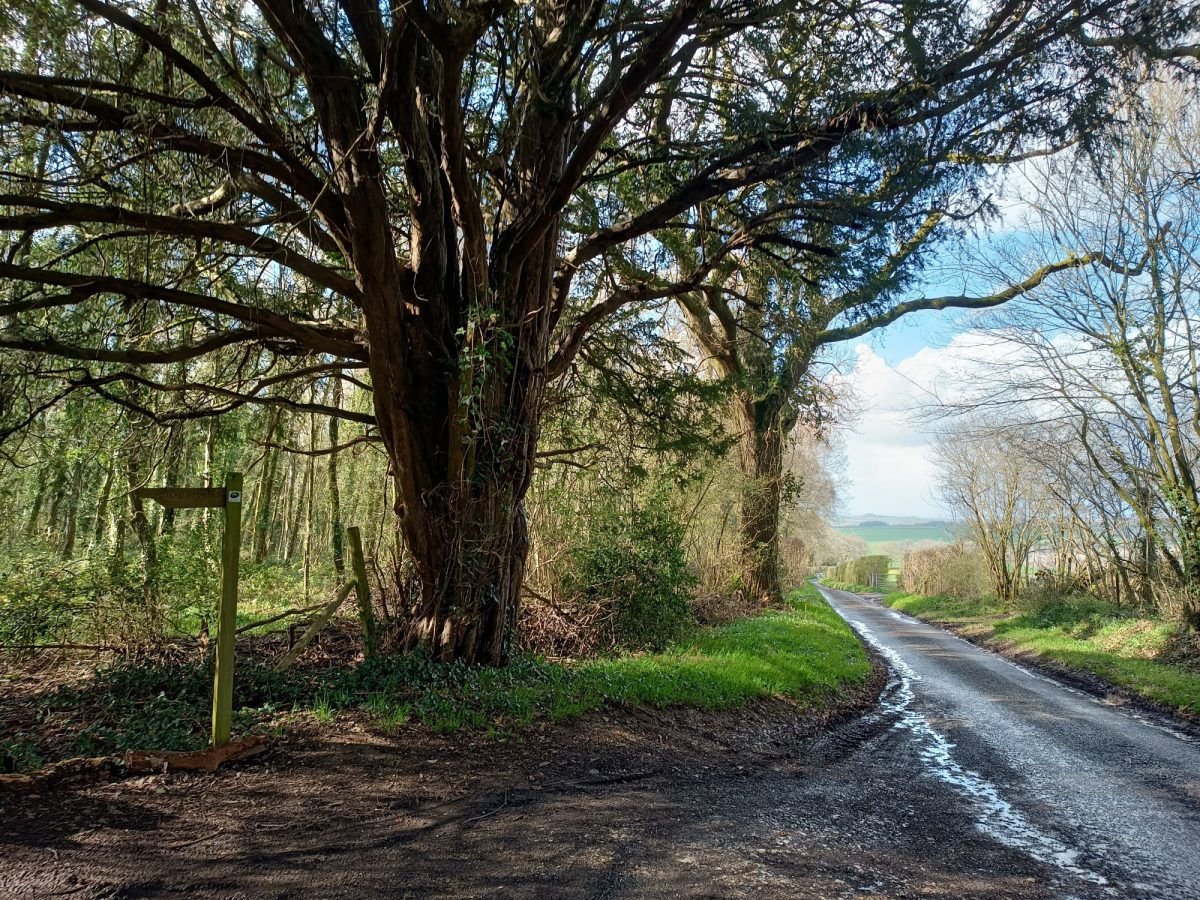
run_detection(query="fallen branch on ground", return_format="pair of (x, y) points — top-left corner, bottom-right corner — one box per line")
(0, 735), (271, 794)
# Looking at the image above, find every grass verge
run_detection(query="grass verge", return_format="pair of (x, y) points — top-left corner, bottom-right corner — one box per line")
(884, 591), (1200, 716)
(2, 584), (869, 771)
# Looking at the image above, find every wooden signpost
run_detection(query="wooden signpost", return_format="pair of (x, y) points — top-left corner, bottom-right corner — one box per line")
(135, 472), (243, 747)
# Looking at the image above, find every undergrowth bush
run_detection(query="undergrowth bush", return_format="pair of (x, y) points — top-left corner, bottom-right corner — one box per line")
(0, 558), (74, 647)
(3, 581), (870, 770)
(561, 494), (694, 651)
(0, 532), (341, 654)
(0, 549), (117, 648)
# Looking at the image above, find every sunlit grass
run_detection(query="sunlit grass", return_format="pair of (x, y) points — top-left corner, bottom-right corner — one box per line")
(353, 582), (870, 732)
(571, 583), (870, 713)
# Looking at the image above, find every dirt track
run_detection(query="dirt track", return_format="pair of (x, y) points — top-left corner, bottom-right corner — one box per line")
(1, 640), (1109, 900)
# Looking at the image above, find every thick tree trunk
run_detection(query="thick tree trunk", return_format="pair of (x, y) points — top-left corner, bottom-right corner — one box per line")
(337, 4), (572, 664)
(734, 392), (786, 603)
(367, 235), (555, 665)
(401, 495), (531, 664)
(377, 294), (548, 664)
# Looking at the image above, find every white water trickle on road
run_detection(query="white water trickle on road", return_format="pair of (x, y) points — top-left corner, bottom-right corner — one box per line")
(846, 616), (1111, 889)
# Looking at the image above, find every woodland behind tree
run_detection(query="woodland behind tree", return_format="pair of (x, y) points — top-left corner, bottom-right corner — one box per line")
(1, 0), (1196, 666)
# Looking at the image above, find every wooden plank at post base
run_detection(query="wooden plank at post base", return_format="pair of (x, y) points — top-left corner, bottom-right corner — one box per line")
(133, 486), (227, 509)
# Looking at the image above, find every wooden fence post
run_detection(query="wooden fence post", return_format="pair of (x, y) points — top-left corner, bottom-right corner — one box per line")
(274, 579), (357, 672)
(346, 526), (378, 659)
(212, 472), (243, 747)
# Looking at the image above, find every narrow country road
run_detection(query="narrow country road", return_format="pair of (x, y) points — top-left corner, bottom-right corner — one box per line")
(817, 583), (1200, 899)
(5, 586), (1200, 899)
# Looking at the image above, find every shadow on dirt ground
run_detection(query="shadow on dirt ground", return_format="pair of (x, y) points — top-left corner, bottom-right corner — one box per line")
(1, 655), (1076, 899)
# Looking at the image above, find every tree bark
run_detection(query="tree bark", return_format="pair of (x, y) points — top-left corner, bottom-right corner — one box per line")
(45, 451), (68, 539)
(60, 459), (83, 559)
(327, 377), (345, 576)
(91, 459), (115, 549)
(201, 419), (218, 529)
(284, 456), (305, 562)
(124, 434), (159, 622)
(24, 475), (48, 540)
(252, 409), (283, 563)
(158, 425), (182, 537)
(303, 398), (316, 599)
(734, 391), (787, 603)
(369, 196), (558, 666)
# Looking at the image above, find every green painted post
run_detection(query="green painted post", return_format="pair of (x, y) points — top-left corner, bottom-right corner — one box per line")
(346, 526), (378, 659)
(212, 472), (243, 747)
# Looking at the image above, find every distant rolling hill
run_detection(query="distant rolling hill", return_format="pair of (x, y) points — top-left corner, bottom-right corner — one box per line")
(833, 514), (952, 528)
(832, 517), (957, 553)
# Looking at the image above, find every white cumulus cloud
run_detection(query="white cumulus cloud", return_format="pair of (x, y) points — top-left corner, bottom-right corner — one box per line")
(833, 333), (1016, 518)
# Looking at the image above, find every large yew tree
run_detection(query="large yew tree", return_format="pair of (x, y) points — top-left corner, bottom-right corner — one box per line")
(0, 0), (1186, 662)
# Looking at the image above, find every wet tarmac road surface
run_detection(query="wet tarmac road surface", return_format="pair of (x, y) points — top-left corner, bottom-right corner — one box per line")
(818, 583), (1200, 899)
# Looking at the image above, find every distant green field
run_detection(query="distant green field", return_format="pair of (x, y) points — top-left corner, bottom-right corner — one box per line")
(833, 524), (955, 552)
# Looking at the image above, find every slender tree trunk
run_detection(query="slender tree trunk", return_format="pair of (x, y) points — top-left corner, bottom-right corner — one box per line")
(91, 459), (115, 549)
(303, 398), (317, 600)
(253, 444), (277, 563)
(201, 418), (217, 529)
(25, 475), (48, 539)
(124, 433), (160, 625)
(284, 458), (306, 562)
(252, 411), (282, 563)
(327, 378), (345, 576)
(46, 454), (69, 537)
(107, 446), (128, 576)
(60, 459), (84, 559)
(159, 425), (182, 537)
